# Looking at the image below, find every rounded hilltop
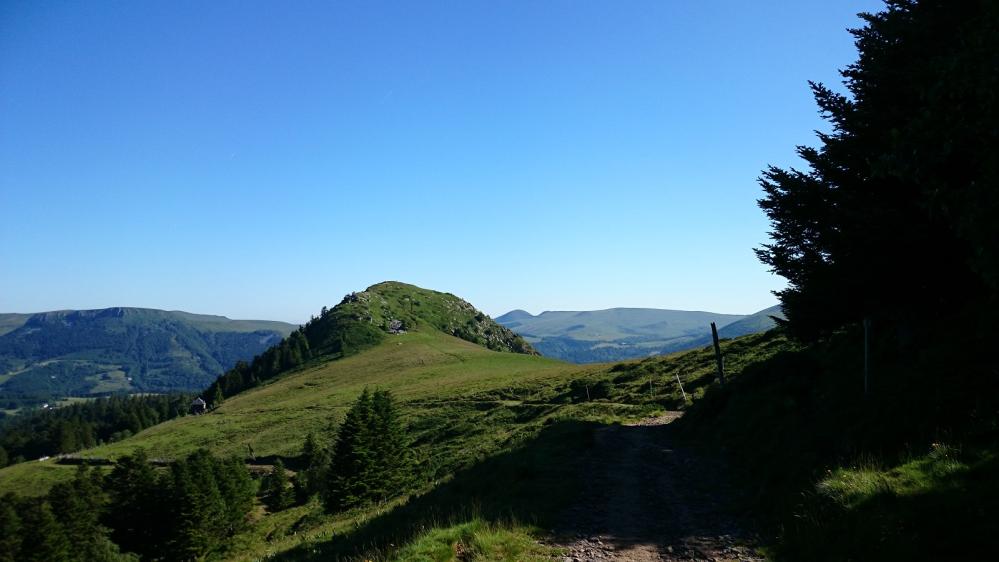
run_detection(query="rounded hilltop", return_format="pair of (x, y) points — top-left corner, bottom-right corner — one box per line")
(302, 281), (537, 358)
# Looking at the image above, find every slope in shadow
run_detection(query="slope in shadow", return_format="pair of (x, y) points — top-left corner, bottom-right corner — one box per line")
(276, 417), (762, 561)
(276, 420), (599, 561)
(552, 417), (764, 561)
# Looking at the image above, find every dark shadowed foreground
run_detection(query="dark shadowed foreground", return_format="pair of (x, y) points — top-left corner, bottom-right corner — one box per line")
(550, 414), (764, 562)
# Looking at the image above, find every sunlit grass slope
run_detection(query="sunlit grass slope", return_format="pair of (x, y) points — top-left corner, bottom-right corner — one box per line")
(0, 328), (585, 496)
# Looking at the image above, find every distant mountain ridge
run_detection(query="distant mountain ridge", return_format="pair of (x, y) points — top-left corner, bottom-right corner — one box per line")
(496, 305), (782, 363)
(0, 308), (296, 408)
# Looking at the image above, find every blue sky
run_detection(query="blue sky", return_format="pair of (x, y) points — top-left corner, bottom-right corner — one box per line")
(1, 1), (883, 323)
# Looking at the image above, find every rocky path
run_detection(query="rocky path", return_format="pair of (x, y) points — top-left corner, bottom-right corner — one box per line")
(548, 413), (764, 562)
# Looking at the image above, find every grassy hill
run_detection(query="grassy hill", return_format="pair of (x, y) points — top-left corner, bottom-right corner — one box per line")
(0, 308), (296, 407)
(717, 304), (783, 338)
(0, 282), (790, 561)
(495, 306), (779, 363)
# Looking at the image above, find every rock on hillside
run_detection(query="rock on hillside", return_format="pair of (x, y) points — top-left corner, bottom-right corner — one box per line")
(303, 282), (537, 357)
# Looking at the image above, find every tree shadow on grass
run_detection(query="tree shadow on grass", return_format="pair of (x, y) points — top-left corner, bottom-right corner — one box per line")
(275, 419), (764, 561)
(273, 420), (600, 561)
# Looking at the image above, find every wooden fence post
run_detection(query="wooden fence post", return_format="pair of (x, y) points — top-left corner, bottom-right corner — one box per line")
(711, 322), (725, 385)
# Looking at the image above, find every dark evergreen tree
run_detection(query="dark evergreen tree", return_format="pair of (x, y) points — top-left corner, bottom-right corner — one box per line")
(104, 449), (164, 556)
(295, 432), (330, 502)
(0, 495), (21, 562)
(756, 0), (999, 339)
(322, 389), (412, 512)
(262, 459), (294, 511)
(323, 389), (375, 511)
(47, 465), (125, 562)
(214, 456), (255, 535)
(210, 385), (224, 408)
(18, 501), (71, 562)
(369, 389), (413, 501)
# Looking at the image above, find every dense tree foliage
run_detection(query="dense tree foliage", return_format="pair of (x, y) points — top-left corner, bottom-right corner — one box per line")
(294, 431), (331, 503)
(757, 0), (999, 339)
(1, 467), (133, 562)
(260, 458), (294, 511)
(321, 389), (413, 512)
(0, 394), (191, 467)
(204, 328), (312, 404)
(0, 449), (253, 561)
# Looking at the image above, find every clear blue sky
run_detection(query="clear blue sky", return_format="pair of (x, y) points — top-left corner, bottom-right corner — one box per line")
(1, 1), (883, 324)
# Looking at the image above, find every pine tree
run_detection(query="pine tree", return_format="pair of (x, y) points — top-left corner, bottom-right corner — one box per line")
(296, 432), (330, 502)
(105, 449), (163, 556)
(262, 459), (294, 511)
(323, 389), (375, 511)
(19, 501), (71, 562)
(757, 0), (999, 339)
(215, 457), (254, 534)
(369, 389), (413, 501)
(210, 385), (224, 408)
(0, 495), (21, 562)
(321, 389), (413, 512)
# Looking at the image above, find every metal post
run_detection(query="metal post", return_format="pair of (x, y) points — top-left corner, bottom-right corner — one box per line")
(675, 373), (688, 402)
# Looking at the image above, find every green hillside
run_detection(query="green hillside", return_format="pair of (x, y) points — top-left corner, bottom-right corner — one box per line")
(717, 304), (783, 338)
(0, 314), (31, 336)
(0, 308), (296, 407)
(496, 307), (756, 363)
(0, 282), (789, 561)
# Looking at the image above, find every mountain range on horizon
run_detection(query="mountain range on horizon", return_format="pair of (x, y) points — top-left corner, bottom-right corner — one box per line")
(0, 307), (297, 409)
(496, 304), (783, 363)
(0, 298), (782, 409)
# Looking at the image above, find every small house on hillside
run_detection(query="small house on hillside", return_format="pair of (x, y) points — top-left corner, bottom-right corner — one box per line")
(190, 397), (207, 415)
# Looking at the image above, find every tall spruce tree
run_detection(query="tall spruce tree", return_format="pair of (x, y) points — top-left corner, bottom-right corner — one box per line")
(756, 0), (999, 339)
(323, 389), (375, 511)
(322, 388), (412, 512)
(214, 456), (254, 535)
(296, 432), (331, 502)
(105, 449), (164, 557)
(262, 459), (294, 511)
(369, 389), (413, 501)
(47, 466), (126, 562)
(19, 501), (71, 562)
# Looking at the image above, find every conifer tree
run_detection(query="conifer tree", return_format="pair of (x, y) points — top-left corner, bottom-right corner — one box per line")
(262, 459), (294, 511)
(47, 465), (125, 562)
(323, 388), (375, 511)
(214, 457), (254, 534)
(105, 449), (163, 556)
(757, 0), (999, 339)
(322, 388), (412, 512)
(0, 495), (21, 562)
(210, 385), (224, 408)
(19, 501), (71, 562)
(296, 432), (331, 502)
(369, 389), (413, 501)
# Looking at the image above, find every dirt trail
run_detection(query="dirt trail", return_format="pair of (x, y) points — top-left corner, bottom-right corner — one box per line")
(549, 413), (764, 562)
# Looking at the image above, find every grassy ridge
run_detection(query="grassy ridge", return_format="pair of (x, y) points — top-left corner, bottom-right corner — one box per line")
(0, 298), (790, 561)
